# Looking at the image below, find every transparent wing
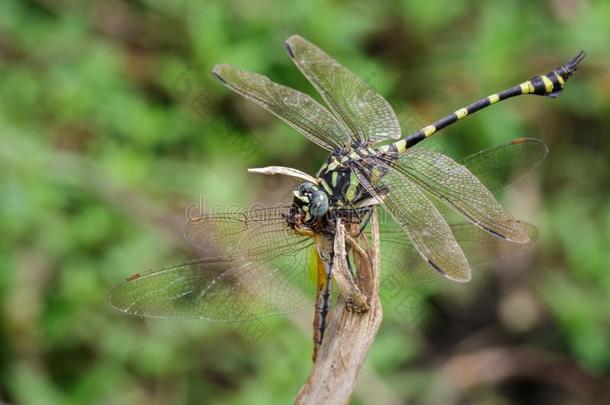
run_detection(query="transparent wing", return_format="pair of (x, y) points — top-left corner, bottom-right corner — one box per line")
(378, 217), (538, 289)
(212, 64), (347, 151)
(353, 161), (471, 282)
(391, 148), (529, 243)
(427, 137), (548, 222)
(459, 138), (548, 193)
(184, 206), (305, 260)
(109, 207), (317, 320)
(285, 35), (401, 144)
(370, 139), (545, 289)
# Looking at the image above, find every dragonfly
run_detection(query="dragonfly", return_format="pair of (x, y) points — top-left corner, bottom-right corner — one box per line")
(110, 36), (583, 357)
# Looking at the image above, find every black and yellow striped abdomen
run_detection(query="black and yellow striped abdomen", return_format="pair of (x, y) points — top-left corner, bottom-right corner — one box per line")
(380, 51), (585, 155)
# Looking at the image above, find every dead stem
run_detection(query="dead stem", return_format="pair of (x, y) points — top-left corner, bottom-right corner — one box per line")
(295, 208), (383, 405)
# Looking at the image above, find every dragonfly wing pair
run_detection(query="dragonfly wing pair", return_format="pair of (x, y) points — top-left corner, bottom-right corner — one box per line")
(458, 138), (548, 193)
(352, 144), (531, 280)
(213, 35), (402, 150)
(212, 64), (347, 151)
(284, 35), (401, 143)
(357, 138), (545, 281)
(354, 158), (471, 281)
(376, 138), (545, 286)
(109, 207), (318, 320)
(379, 221), (538, 289)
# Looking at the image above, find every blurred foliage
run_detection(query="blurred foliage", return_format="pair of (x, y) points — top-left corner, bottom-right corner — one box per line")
(1, 0), (609, 404)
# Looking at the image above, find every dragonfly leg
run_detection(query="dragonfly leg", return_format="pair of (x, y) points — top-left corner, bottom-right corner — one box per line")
(356, 208), (372, 236)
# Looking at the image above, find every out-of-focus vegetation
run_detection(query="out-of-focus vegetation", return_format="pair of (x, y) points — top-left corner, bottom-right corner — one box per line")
(1, 0), (609, 404)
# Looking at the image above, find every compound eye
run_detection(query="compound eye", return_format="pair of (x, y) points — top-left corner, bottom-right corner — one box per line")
(309, 190), (329, 218)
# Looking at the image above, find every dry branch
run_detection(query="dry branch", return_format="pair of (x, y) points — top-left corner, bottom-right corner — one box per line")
(330, 219), (369, 312)
(295, 209), (383, 405)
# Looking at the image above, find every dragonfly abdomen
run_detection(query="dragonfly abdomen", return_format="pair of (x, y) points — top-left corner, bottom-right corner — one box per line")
(380, 51), (586, 155)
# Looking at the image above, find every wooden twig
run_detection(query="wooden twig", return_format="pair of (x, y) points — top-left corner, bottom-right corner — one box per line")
(295, 209), (383, 405)
(330, 219), (369, 312)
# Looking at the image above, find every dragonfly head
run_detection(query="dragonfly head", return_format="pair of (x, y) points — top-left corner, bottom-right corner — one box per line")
(292, 182), (329, 222)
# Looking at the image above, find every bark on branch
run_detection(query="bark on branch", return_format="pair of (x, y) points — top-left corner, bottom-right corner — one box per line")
(295, 208), (383, 405)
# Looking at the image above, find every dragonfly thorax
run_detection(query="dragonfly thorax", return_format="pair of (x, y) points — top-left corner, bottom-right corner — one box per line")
(315, 148), (382, 209)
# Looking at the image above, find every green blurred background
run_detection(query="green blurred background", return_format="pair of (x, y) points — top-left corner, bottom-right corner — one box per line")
(1, 0), (609, 404)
